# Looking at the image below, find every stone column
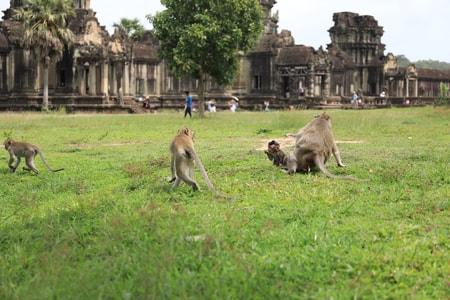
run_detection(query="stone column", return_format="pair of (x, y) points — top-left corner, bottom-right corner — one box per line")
(124, 61), (130, 95)
(88, 64), (96, 95)
(414, 79), (418, 97)
(110, 63), (116, 97)
(406, 77), (409, 97)
(102, 61), (109, 101)
(323, 71), (331, 97)
(308, 65), (315, 97)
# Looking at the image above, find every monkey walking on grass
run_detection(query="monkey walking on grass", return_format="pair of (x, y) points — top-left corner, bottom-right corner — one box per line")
(3, 138), (65, 174)
(168, 127), (225, 197)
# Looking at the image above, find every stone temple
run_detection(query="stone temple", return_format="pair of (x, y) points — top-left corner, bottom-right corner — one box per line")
(0, 0), (449, 112)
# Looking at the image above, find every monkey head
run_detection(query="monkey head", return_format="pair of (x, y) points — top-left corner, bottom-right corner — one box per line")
(178, 127), (195, 142)
(264, 140), (287, 167)
(4, 138), (13, 150)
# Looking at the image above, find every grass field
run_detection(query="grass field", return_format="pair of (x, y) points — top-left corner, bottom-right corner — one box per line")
(0, 107), (449, 299)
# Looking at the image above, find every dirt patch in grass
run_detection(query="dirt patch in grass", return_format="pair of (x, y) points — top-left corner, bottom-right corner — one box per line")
(69, 141), (144, 149)
(256, 136), (364, 151)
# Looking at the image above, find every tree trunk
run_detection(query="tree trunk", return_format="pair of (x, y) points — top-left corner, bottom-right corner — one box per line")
(197, 71), (206, 118)
(42, 56), (50, 110)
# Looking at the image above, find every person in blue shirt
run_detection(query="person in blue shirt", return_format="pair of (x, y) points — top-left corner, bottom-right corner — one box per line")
(184, 91), (193, 118)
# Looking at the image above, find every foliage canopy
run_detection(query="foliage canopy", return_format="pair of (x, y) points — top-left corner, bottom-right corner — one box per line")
(113, 18), (145, 41)
(396, 54), (450, 70)
(12, 0), (75, 64)
(436, 82), (450, 106)
(149, 0), (264, 117)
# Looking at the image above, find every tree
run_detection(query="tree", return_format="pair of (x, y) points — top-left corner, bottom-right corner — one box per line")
(113, 18), (145, 41)
(149, 0), (264, 118)
(436, 82), (450, 106)
(395, 54), (450, 70)
(395, 54), (411, 68)
(13, 0), (75, 110)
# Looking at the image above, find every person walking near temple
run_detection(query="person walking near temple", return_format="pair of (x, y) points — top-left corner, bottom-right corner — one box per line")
(184, 91), (193, 118)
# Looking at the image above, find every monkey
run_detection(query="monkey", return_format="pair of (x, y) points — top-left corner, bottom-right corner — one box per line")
(168, 127), (224, 197)
(264, 140), (288, 167)
(3, 138), (65, 174)
(285, 113), (366, 180)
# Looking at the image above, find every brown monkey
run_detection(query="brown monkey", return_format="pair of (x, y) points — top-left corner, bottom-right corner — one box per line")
(286, 113), (365, 180)
(3, 138), (65, 174)
(168, 127), (224, 197)
(264, 140), (288, 167)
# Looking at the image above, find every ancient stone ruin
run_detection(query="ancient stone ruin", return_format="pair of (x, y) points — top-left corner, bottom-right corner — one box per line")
(0, 1), (448, 112)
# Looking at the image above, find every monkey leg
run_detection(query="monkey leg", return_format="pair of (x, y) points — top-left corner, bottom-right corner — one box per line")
(286, 151), (298, 174)
(171, 174), (199, 191)
(171, 161), (200, 191)
(169, 155), (177, 182)
(24, 157), (39, 174)
(9, 156), (20, 172)
(179, 173), (200, 191)
(171, 177), (182, 190)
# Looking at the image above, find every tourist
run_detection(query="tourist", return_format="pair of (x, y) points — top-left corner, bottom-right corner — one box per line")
(229, 97), (238, 112)
(352, 91), (359, 104)
(184, 91), (193, 118)
(208, 99), (216, 112)
(264, 100), (270, 112)
(142, 96), (151, 110)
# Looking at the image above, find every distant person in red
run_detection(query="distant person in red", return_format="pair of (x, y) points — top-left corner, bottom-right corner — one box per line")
(143, 96), (151, 110)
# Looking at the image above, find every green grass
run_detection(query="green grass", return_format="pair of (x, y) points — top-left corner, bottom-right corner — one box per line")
(0, 107), (448, 299)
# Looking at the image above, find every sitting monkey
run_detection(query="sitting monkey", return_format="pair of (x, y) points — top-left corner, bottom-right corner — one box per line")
(285, 113), (366, 180)
(264, 140), (288, 167)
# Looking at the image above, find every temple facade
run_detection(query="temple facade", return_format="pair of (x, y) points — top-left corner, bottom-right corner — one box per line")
(0, 0), (448, 112)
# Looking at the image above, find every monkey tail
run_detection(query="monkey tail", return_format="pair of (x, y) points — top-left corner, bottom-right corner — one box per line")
(314, 156), (361, 180)
(190, 151), (224, 198)
(35, 148), (65, 172)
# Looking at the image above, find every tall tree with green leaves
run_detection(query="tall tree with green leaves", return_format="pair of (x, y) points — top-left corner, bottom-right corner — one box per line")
(113, 18), (145, 41)
(149, 0), (264, 118)
(13, 0), (75, 110)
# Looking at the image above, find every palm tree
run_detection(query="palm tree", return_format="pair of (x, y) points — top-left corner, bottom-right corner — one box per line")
(113, 18), (145, 41)
(13, 0), (75, 110)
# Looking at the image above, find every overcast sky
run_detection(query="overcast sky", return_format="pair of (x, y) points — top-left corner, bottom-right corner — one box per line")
(1, 0), (448, 62)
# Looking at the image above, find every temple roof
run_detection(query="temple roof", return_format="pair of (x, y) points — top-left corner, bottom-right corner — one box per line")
(276, 45), (315, 66)
(328, 51), (355, 70)
(133, 42), (158, 62)
(251, 34), (282, 54)
(417, 68), (450, 80)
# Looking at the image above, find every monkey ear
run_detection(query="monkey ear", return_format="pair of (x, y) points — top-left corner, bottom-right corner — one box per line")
(321, 112), (331, 120)
(184, 128), (190, 136)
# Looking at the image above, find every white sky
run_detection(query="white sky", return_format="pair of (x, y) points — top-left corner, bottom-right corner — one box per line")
(1, 0), (448, 62)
